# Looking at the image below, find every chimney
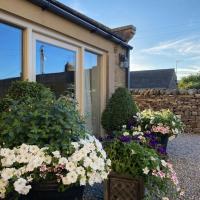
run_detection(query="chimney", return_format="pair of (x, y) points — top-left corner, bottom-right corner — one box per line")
(112, 25), (136, 43)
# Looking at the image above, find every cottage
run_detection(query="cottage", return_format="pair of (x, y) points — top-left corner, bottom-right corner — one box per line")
(0, 0), (135, 135)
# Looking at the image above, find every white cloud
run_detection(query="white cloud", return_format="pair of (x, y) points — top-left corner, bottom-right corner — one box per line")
(59, 0), (88, 14)
(141, 35), (200, 57)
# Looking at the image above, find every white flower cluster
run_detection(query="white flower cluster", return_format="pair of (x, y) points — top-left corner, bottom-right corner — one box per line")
(0, 136), (111, 199)
(60, 135), (111, 186)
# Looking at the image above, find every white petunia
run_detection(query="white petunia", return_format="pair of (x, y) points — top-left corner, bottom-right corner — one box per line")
(66, 171), (78, 184)
(161, 160), (167, 167)
(0, 179), (8, 198)
(123, 132), (129, 136)
(1, 168), (16, 180)
(76, 166), (85, 176)
(65, 161), (76, 171)
(62, 176), (71, 185)
(14, 178), (31, 195)
(71, 142), (79, 150)
(131, 149), (136, 155)
(143, 167), (149, 175)
(52, 151), (61, 158)
(80, 177), (86, 186)
(58, 157), (68, 165)
(83, 157), (92, 168)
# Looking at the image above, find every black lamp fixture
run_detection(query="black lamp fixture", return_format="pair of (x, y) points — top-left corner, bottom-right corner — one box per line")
(119, 54), (129, 68)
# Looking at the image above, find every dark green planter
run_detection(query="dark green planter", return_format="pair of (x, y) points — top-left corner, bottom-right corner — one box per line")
(156, 133), (169, 150)
(18, 181), (85, 200)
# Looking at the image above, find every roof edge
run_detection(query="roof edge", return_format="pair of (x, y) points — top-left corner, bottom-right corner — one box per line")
(28, 0), (133, 49)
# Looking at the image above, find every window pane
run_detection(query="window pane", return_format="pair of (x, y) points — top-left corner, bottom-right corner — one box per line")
(36, 41), (76, 97)
(84, 51), (101, 135)
(0, 23), (22, 98)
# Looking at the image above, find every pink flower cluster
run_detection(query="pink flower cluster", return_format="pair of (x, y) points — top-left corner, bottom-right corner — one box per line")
(152, 125), (170, 135)
(152, 162), (179, 186)
(166, 162), (179, 186)
(152, 170), (166, 179)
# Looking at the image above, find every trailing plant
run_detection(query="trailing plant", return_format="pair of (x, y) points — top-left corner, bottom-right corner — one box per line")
(104, 138), (183, 200)
(101, 87), (139, 132)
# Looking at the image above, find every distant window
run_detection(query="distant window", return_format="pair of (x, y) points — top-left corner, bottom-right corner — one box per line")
(36, 40), (76, 97)
(0, 23), (22, 98)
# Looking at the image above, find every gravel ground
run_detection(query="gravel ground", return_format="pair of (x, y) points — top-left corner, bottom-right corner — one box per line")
(83, 183), (103, 200)
(168, 134), (200, 200)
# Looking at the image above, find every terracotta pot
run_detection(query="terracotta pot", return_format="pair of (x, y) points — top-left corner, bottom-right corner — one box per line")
(18, 181), (85, 200)
(105, 172), (144, 200)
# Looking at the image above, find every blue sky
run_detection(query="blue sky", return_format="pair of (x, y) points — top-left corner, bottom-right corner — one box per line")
(59, 0), (200, 79)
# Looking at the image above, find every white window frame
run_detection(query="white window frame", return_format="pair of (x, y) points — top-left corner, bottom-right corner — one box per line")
(32, 32), (79, 99)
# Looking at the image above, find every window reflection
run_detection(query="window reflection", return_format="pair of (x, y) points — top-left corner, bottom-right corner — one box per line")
(84, 51), (101, 135)
(0, 23), (22, 98)
(36, 41), (76, 97)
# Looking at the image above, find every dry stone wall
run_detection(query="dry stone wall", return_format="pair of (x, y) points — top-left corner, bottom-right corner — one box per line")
(131, 89), (200, 134)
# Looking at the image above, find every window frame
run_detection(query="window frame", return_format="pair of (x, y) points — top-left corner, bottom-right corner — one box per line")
(32, 32), (79, 101)
(0, 21), (23, 80)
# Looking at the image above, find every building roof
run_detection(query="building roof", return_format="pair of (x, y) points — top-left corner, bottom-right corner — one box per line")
(28, 0), (135, 49)
(130, 69), (177, 89)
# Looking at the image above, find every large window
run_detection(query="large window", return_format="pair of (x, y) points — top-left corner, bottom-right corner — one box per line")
(0, 23), (22, 98)
(84, 51), (101, 135)
(36, 40), (76, 97)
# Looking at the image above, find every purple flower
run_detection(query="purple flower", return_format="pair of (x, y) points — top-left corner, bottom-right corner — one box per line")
(149, 140), (158, 148)
(157, 146), (167, 155)
(118, 135), (132, 143)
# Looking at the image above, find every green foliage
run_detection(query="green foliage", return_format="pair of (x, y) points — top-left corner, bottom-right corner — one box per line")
(105, 139), (179, 199)
(0, 81), (54, 112)
(105, 139), (158, 178)
(0, 82), (87, 153)
(101, 87), (139, 132)
(178, 74), (200, 89)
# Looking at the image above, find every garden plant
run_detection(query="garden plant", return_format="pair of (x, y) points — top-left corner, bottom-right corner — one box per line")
(101, 87), (138, 133)
(0, 81), (111, 199)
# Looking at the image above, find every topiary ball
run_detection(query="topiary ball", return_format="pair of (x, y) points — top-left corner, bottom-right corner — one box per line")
(101, 87), (139, 133)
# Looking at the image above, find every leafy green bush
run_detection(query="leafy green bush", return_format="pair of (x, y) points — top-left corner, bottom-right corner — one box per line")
(0, 82), (87, 154)
(105, 139), (181, 199)
(0, 96), (87, 153)
(0, 81), (54, 112)
(101, 87), (138, 132)
(178, 74), (200, 89)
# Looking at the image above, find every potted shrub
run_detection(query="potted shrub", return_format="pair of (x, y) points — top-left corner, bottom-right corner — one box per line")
(101, 87), (138, 134)
(0, 81), (111, 199)
(136, 109), (184, 150)
(104, 137), (182, 200)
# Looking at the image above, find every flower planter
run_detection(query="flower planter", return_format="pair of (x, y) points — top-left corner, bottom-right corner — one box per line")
(156, 133), (169, 150)
(105, 173), (144, 200)
(18, 181), (85, 200)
